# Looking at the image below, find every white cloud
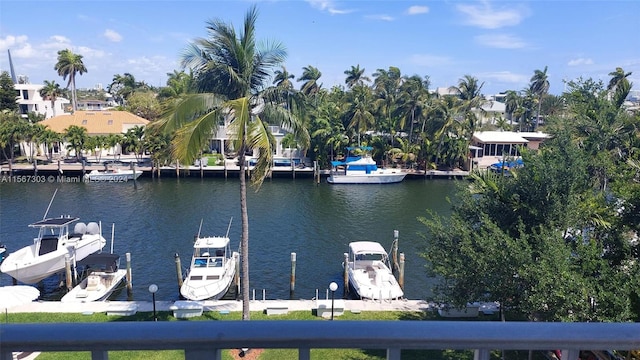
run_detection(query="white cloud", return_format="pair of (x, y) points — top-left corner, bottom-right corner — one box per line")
(408, 54), (452, 67)
(305, 0), (352, 15)
(568, 58), (594, 66)
(104, 29), (123, 42)
(456, 1), (528, 29)
(407, 5), (429, 15)
(481, 71), (529, 83)
(475, 34), (527, 49)
(77, 46), (107, 59)
(365, 14), (395, 21)
(0, 35), (29, 50)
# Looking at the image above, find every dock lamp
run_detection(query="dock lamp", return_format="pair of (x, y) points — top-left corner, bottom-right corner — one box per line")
(329, 282), (338, 320)
(148, 284), (158, 321)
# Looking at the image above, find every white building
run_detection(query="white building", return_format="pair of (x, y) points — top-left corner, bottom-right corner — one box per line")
(15, 82), (71, 119)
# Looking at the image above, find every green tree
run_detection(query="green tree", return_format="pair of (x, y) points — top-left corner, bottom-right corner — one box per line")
(38, 128), (62, 161)
(297, 65), (322, 98)
(156, 5), (309, 321)
(64, 125), (88, 160)
(343, 85), (375, 146)
(529, 66), (550, 131)
(0, 71), (18, 112)
(344, 64), (370, 89)
(55, 49), (87, 112)
(39, 80), (64, 117)
(125, 91), (161, 121)
(109, 73), (140, 105)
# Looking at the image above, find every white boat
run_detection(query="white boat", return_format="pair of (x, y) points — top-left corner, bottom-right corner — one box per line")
(344, 241), (404, 300)
(0, 243), (6, 264)
(180, 224), (239, 301)
(84, 168), (142, 182)
(61, 253), (127, 303)
(0, 216), (107, 284)
(327, 147), (406, 184)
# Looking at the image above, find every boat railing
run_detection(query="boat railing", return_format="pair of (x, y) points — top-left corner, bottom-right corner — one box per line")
(2, 321), (639, 360)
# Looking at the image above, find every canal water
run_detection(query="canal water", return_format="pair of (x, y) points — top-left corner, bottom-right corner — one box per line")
(0, 178), (458, 301)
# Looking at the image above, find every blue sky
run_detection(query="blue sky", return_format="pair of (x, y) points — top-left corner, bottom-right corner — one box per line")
(1, 0), (638, 96)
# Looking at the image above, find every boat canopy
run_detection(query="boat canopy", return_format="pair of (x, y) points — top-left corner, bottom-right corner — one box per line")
(29, 217), (79, 227)
(349, 241), (387, 255)
(77, 253), (120, 272)
(194, 236), (230, 249)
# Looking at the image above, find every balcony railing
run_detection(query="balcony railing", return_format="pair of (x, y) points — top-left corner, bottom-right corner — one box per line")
(2, 321), (639, 360)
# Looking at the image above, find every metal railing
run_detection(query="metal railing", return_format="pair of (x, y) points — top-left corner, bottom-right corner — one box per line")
(2, 321), (639, 360)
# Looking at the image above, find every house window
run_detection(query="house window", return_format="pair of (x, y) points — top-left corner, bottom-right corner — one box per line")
(82, 120), (88, 125)
(22, 90), (29, 100)
(107, 120), (113, 125)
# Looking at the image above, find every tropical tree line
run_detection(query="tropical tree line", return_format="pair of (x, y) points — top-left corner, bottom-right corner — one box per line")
(3, 37), (636, 176)
(420, 74), (640, 323)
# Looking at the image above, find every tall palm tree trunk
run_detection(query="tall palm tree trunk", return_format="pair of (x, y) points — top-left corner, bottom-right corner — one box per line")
(238, 148), (251, 321)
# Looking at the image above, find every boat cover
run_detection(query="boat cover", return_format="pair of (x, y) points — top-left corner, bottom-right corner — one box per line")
(349, 241), (387, 255)
(30, 217), (79, 227)
(194, 236), (230, 249)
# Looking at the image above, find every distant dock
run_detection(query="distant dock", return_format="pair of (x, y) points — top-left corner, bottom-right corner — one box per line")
(1, 160), (469, 181)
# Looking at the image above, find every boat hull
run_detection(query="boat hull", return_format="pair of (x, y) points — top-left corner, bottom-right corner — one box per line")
(0, 235), (106, 284)
(327, 172), (407, 184)
(84, 170), (142, 182)
(60, 269), (127, 303)
(180, 252), (238, 301)
(346, 260), (404, 300)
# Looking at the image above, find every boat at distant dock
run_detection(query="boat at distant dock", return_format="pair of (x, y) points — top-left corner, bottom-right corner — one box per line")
(327, 147), (406, 184)
(84, 168), (142, 182)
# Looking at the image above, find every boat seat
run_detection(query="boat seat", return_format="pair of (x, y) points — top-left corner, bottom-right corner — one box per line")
(86, 274), (101, 291)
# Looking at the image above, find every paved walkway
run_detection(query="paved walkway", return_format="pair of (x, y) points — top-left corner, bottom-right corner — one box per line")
(7, 298), (433, 314)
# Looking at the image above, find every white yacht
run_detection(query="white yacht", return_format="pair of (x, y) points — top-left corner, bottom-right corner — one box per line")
(327, 147), (406, 184)
(181, 233), (238, 301)
(0, 216), (107, 284)
(344, 241), (404, 300)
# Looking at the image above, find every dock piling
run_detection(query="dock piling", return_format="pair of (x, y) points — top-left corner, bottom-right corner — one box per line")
(234, 252), (240, 299)
(392, 230), (399, 272)
(174, 253), (183, 288)
(290, 252), (296, 299)
(125, 252), (133, 294)
(64, 254), (73, 291)
(399, 253), (405, 291)
(343, 253), (349, 297)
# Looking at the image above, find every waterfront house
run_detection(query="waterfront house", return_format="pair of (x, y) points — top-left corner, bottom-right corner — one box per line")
(470, 131), (549, 169)
(37, 111), (149, 158)
(14, 81), (71, 119)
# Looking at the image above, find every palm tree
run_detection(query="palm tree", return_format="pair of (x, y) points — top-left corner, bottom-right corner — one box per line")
(109, 73), (139, 105)
(504, 90), (520, 125)
(273, 66), (295, 90)
(297, 65), (322, 98)
(39, 80), (64, 118)
(156, 5), (309, 321)
(344, 85), (376, 145)
(529, 66), (550, 131)
(344, 65), (370, 89)
(64, 125), (88, 160)
(38, 128), (62, 161)
(607, 67), (633, 109)
(398, 75), (430, 143)
(54, 49), (87, 112)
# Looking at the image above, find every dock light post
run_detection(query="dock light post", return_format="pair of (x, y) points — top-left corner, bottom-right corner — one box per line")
(329, 282), (338, 320)
(148, 284), (158, 321)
